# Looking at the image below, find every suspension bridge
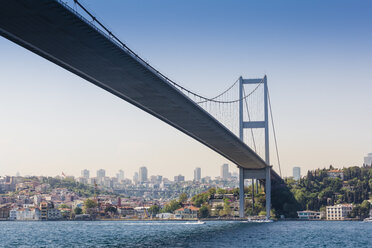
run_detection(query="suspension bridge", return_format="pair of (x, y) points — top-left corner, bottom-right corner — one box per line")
(0, 0), (284, 219)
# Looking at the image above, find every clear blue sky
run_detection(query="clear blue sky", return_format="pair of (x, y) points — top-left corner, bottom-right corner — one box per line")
(0, 0), (371, 179)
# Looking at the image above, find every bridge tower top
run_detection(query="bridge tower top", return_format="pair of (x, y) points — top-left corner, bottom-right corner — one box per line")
(238, 75), (269, 165)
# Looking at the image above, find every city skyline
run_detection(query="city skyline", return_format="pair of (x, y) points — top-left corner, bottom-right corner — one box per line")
(0, 0), (371, 178)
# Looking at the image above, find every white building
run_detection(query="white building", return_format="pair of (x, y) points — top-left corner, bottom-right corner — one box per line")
(221, 164), (229, 179)
(364, 153), (372, 166)
(327, 170), (344, 180)
(117, 170), (125, 182)
(139, 167), (148, 183)
(293, 167), (301, 180)
(81, 169), (90, 179)
(10, 208), (40, 220)
(156, 213), (174, 219)
(96, 169), (106, 180)
(297, 210), (320, 220)
(9, 209), (17, 220)
(194, 167), (201, 182)
(326, 204), (353, 220)
(174, 174), (185, 182)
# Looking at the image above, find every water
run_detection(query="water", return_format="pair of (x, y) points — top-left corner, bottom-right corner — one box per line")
(0, 221), (370, 247)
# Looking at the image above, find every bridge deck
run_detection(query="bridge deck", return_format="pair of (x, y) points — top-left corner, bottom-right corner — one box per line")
(0, 0), (270, 170)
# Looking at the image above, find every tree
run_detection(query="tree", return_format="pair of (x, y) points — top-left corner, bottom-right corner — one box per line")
(58, 204), (70, 209)
(105, 206), (117, 215)
(83, 198), (98, 214)
(216, 188), (227, 194)
(149, 205), (160, 215)
(179, 193), (188, 203)
(162, 200), (181, 213)
(223, 198), (231, 216)
(84, 199), (97, 209)
(74, 207), (83, 215)
(199, 205), (209, 218)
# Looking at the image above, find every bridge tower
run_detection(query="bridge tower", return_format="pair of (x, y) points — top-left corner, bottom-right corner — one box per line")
(238, 75), (271, 219)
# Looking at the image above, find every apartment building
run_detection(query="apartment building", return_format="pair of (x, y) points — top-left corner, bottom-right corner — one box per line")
(326, 204), (353, 220)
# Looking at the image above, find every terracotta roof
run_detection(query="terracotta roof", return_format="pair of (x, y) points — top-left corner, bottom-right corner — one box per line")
(175, 206), (200, 212)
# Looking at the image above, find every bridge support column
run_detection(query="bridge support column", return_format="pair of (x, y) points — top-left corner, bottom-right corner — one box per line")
(239, 167), (245, 218)
(251, 179), (255, 211)
(265, 166), (271, 219)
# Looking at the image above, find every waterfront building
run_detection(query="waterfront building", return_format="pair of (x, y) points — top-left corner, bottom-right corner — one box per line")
(118, 207), (135, 217)
(174, 206), (199, 219)
(156, 213), (174, 219)
(16, 208), (40, 220)
(174, 174), (185, 183)
(47, 208), (62, 220)
(0, 204), (10, 220)
(293, 167), (301, 180)
(364, 153), (372, 166)
(326, 204), (353, 220)
(221, 164), (229, 179)
(139, 167), (148, 183)
(297, 210), (321, 220)
(194, 167), (201, 182)
(327, 170), (344, 180)
(81, 169), (90, 179)
(9, 208), (17, 220)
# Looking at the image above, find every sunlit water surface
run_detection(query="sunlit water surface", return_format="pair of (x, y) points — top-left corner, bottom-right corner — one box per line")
(0, 220), (371, 247)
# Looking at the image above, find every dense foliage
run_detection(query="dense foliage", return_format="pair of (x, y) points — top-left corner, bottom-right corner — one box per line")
(287, 166), (371, 211)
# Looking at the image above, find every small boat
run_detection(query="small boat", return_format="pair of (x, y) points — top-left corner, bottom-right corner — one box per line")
(197, 220), (206, 224)
(363, 217), (372, 222)
(246, 217), (273, 223)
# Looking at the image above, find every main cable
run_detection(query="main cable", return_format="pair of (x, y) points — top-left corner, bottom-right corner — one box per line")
(70, 0), (263, 104)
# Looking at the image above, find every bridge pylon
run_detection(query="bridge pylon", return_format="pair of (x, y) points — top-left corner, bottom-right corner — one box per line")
(238, 75), (271, 219)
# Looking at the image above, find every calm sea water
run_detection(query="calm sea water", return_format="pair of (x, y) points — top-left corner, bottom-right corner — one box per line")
(0, 221), (370, 247)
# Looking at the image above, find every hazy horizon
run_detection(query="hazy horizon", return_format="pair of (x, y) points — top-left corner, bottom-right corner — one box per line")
(1, 0), (371, 180)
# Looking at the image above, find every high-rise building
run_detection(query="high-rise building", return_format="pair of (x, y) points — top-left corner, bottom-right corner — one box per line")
(221, 164), (229, 179)
(174, 174), (185, 182)
(97, 169), (105, 179)
(364, 153), (372, 166)
(117, 170), (124, 182)
(194, 167), (201, 181)
(293, 167), (301, 180)
(133, 172), (139, 184)
(139, 167), (148, 183)
(81, 169), (90, 179)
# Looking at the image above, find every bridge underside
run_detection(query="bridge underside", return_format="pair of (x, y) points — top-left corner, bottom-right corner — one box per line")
(0, 0), (279, 175)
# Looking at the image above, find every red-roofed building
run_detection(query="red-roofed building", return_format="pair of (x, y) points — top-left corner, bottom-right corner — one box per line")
(174, 206), (199, 219)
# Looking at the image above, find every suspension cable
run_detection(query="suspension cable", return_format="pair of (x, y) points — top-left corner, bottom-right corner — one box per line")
(197, 78), (239, 104)
(70, 0), (263, 104)
(267, 88), (282, 177)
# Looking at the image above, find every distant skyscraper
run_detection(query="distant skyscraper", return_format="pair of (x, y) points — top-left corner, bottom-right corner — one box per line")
(97, 169), (105, 179)
(139, 167), (148, 183)
(194, 167), (201, 181)
(293, 167), (301, 180)
(221, 164), (229, 179)
(133, 172), (139, 184)
(117, 170), (124, 182)
(364, 153), (372, 166)
(174, 174), (185, 182)
(81, 169), (90, 179)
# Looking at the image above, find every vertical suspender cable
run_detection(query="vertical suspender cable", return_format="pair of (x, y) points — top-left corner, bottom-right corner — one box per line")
(267, 88), (282, 177)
